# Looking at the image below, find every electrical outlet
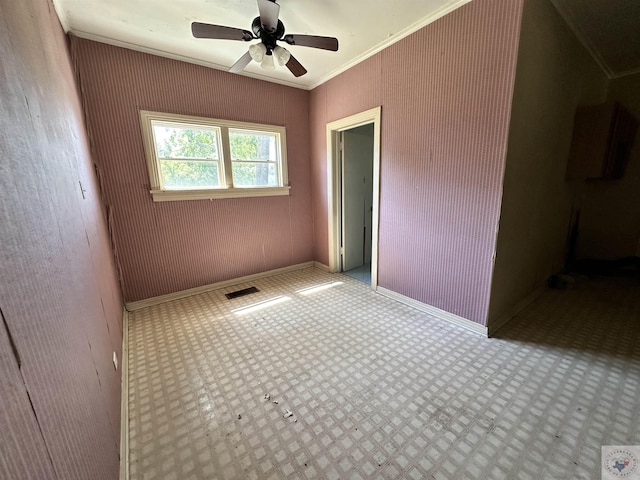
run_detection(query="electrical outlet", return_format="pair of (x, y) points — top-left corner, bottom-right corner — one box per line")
(113, 351), (118, 371)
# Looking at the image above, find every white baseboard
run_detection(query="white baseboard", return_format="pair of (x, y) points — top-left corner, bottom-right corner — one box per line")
(125, 261), (316, 311)
(488, 286), (546, 336)
(376, 287), (488, 337)
(313, 261), (330, 272)
(119, 307), (129, 480)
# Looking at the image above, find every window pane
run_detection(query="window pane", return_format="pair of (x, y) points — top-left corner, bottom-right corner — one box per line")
(229, 130), (277, 162)
(232, 162), (277, 187)
(160, 160), (220, 189)
(153, 124), (219, 159)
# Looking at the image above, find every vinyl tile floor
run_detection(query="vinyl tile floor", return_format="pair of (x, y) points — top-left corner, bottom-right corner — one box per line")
(127, 267), (640, 479)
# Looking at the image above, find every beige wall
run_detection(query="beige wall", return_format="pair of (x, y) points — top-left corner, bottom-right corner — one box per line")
(487, 0), (608, 328)
(578, 73), (640, 259)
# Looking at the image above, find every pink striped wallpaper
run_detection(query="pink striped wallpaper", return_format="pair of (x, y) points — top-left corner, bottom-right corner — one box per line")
(69, 0), (522, 325)
(311, 0), (524, 325)
(0, 0), (123, 478)
(71, 39), (313, 302)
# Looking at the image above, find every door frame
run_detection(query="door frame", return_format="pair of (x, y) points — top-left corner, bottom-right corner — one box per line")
(326, 106), (381, 288)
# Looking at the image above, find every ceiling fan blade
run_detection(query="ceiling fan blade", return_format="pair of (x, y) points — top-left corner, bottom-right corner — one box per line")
(285, 54), (307, 77)
(191, 22), (253, 41)
(283, 34), (338, 51)
(257, 0), (280, 32)
(229, 51), (253, 73)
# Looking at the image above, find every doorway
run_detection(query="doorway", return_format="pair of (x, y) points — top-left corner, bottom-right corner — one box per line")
(341, 125), (374, 283)
(326, 107), (381, 287)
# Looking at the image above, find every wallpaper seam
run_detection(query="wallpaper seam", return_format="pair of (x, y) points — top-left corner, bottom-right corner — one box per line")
(1, 308), (59, 479)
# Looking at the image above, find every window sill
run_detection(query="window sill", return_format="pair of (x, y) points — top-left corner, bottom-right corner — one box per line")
(150, 186), (291, 202)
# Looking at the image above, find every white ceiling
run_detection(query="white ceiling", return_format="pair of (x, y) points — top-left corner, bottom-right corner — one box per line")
(52, 0), (640, 90)
(51, 0), (471, 90)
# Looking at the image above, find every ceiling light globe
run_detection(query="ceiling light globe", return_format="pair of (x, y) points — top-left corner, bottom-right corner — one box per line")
(261, 53), (276, 70)
(249, 43), (266, 62)
(273, 46), (291, 66)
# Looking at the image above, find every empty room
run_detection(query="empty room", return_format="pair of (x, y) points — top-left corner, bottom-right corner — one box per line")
(1, 0), (640, 479)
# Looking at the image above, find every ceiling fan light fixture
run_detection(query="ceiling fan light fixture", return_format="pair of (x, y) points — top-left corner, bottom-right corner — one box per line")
(261, 52), (276, 70)
(191, 0), (339, 78)
(273, 45), (291, 66)
(249, 43), (267, 62)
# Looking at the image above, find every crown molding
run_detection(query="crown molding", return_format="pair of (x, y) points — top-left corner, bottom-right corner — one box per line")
(549, 0), (615, 79)
(51, 0), (71, 32)
(609, 65), (640, 80)
(308, 0), (473, 90)
(68, 30), (307, 90)
(66, 0), (471, 91)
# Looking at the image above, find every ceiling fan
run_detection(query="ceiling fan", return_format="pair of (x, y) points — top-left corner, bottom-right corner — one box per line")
(191, 0), (339, 77)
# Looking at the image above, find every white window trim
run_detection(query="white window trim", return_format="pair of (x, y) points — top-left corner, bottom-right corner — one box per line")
(139, 110), (290, 201)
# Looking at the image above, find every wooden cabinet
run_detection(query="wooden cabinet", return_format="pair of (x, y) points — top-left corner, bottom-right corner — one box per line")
(566, 102), (638, 180)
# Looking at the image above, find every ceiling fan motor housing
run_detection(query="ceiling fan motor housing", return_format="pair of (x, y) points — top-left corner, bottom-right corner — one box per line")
(191, 0), (337, 78)
(252, 17), (285, 52)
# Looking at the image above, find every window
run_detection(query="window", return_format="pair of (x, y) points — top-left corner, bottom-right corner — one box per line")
(139, 111), (289, 201)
